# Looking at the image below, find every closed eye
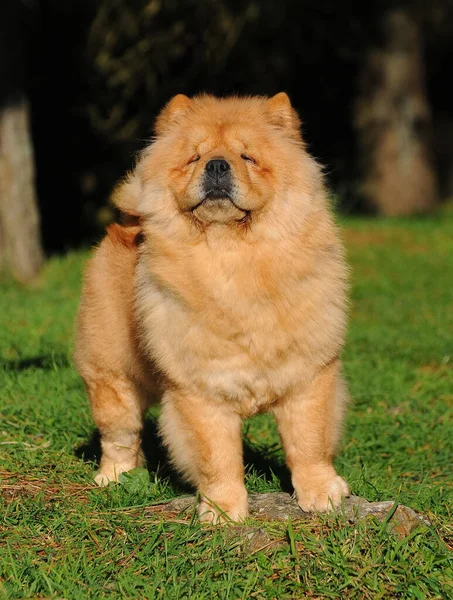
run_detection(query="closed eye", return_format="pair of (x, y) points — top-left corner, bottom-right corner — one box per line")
(188, 155), (200, 164)
(241, 154), (256, 164)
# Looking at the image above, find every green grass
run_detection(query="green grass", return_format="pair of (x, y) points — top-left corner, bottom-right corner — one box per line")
(1, 214), (453, 599)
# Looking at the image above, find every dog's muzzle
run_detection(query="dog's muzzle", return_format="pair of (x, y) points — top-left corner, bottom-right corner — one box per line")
(203, 158), (233, 200)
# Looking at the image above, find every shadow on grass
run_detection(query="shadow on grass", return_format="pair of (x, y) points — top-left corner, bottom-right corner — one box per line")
(243, 443), (292, 493)
(0, 353), (71, 371)
(75, 415), (292, 494)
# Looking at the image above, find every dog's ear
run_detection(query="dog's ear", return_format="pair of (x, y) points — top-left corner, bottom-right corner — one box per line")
(154, 94), (192, 136)
(266, 92), (301, 139)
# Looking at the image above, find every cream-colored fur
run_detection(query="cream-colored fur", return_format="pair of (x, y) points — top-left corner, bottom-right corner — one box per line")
(74, 93), (350, 523)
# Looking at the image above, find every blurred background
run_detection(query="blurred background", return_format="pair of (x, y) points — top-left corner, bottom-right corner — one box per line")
(1, 0), (452, 281)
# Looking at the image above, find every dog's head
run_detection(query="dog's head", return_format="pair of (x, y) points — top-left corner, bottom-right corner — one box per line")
(138, 94), (320, 226)
(113, 94), (322, 233)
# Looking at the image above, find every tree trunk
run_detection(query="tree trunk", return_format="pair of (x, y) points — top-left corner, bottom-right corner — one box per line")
(355, 10), (438, 216)
(0, 100), (43, 281)
(0, 0), (43, 282)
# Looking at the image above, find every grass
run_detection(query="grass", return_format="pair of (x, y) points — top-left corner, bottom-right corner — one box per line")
(1, 213), (453, 599)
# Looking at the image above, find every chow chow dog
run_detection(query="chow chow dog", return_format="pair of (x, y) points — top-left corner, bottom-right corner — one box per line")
(74, 93), (350, 522)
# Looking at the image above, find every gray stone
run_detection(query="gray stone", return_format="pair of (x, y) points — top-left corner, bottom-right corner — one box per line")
(157, 492), (431, 538)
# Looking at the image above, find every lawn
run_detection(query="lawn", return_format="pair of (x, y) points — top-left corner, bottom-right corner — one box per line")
(1, 214), (452, 599)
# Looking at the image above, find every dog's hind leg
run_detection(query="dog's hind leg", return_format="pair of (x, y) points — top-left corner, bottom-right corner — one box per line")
(86, 376), (147, 486)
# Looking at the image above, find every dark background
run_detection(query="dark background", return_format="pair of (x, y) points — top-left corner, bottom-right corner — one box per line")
(2, 0), (453, 252)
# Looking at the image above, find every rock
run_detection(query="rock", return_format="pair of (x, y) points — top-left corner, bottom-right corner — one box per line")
(248, 492), (306, 520)
(159, 495), (196, 515)
(339, 495), (431, 537)
(157, 492), (431, 538)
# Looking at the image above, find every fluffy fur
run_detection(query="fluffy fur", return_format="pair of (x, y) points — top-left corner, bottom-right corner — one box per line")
(74, 93), (350, 522)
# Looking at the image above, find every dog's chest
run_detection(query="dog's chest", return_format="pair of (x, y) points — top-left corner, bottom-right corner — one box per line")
(136, 250), (320, 413)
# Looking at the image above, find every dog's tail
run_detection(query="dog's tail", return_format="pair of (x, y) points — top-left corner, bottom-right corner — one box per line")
(111, 171), (141, 225)
(106, 222), (142, 249)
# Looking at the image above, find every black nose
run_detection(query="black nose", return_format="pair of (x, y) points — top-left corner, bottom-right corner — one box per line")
(205, 159), (230, 180)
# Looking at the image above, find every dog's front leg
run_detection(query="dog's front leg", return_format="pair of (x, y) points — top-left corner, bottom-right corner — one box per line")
(159, 391), (248, 523)
(272, 359), (350, 513)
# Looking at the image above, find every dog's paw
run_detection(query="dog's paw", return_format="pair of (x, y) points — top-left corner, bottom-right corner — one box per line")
(296, 475), (349, 513)
(198, 494), (248, 524)
(94, 472), (115, 487)
(94, 451), (145, 487)
(93, 464), (127, 487)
